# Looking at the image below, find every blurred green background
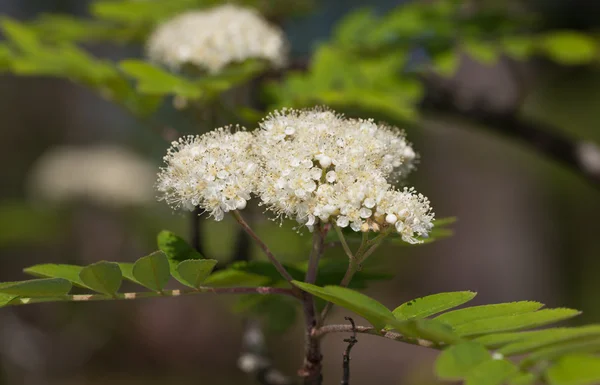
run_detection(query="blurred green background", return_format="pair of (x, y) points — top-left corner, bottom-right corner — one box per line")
(0, 0), (599, 384)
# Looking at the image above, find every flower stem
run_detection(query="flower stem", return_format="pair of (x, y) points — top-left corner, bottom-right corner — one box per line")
(320, 232), (389, 323)
(231, 210), (296, 286)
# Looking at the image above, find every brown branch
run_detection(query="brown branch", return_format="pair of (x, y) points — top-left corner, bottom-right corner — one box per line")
(313, 324), (437, 349)
(300, 223), (329, 385)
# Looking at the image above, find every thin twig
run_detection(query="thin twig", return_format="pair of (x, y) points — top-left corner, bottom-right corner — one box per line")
(341, 317), (358, 385)
(313, 324), (436, 349)
(9, 287), (297, 306)
(231, 210), (296, 286)
(333, 224), (355, 261)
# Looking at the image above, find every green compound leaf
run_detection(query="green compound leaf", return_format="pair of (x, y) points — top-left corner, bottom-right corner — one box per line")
(435, 342), (491, 380)
(454, 308), (581, 337)
(23, 263), (88, 288)
(132, 251), (171, 291)
(465, 359), (519, 385)
(292, 281), (394, 331)
(79, 261), (122, 296)
(157, 230), (203, 262)
(176, 259), (218, 289)
(546, 354), (600, 385)
(434, 301), (544, 326)
(537, 31), (598, 65)
(0, 278), (72, 297)
(393, 291), (477, 320)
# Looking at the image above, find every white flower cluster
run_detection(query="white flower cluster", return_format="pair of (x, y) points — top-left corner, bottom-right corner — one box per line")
(156, 128), (258, 221)
(157, 108), (434, 243)
(29, 145), (156, 207)
(146, 4), (287, 74)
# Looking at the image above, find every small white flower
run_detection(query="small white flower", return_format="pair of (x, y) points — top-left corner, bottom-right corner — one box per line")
(146, 5), (288, 74)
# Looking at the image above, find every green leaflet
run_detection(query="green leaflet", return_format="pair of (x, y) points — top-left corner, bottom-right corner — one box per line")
(465, 359), (518, 385)
(435, 342), (491, 379)
(522, 337), (600, 365)
(293, 281), (394, 331)
(453, 308), (581, 337)
(120, 60), (202, 98)
(157, 230), (203, 262)
(203, 269), (269, 288)
(176, 259), (218, 289)
(0, 278), (72, 297)
(23, 263), (88, 288)
(394, 318), (462, 345)
(498, 326), (600, 356)
(537, 31), (598, 65)
(393, 291), (476, 320)
(79, 261), (122, 296)
(435, 301), (544, 326)
(546, 354), (600, 385)
(0, 293), (16, 307)
(118, 263), (136, 283)
(132, 251), (171, 291)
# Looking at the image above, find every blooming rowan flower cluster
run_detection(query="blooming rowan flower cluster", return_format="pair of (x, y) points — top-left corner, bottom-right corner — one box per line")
(157, 108), (434, 243)
(156, 128), (258, 221)
(146, 4), (287, 74)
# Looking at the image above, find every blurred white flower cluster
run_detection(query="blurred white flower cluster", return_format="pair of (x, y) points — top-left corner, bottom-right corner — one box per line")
(157, 108), (434, 243)
(146, 4), (287, 74)
(28, 145), (156, 208)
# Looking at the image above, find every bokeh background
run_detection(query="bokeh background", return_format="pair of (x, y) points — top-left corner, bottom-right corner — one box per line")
(1, 1), (600, 384)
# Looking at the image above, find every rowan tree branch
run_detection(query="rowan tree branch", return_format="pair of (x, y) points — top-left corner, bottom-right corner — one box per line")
(313, 324), (437, 349)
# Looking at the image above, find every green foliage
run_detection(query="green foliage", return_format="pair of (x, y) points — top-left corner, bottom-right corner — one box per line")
(435, 301), (544, 326)
(435, 342), (492, 380)
(157, 230), (203, 262)
(176, 259), (218, 288)
(0, 278), (72, 297)
(286, 283), (599, 385)
(545, 355), (600, 385)
(452, 309), (580, 337)
(79, 261), (123, 296)
(537, 31), (598, 65)
(292, 281), (395, 331)
(132, 251), (171, 291)
(23, 263), (89, 288)
(393, 291), (476, 320)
